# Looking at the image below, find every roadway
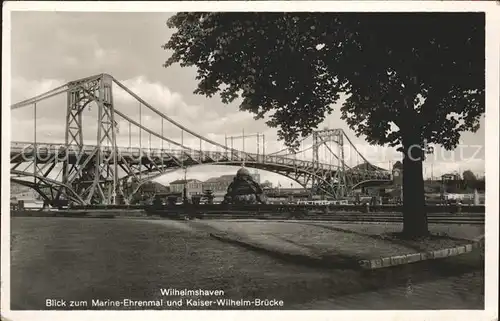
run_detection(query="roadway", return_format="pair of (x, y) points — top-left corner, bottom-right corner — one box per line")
(10, 141), (391, 181)
(10, 141), (339, 171)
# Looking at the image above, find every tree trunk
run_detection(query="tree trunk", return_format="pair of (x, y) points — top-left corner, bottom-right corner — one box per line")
(401, 135), (429, 237)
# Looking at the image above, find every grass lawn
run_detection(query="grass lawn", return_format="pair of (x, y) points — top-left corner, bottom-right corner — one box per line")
(10, 217), (484, 310)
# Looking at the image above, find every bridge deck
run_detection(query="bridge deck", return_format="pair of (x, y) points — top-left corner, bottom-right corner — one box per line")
(10, 141), (391, 178)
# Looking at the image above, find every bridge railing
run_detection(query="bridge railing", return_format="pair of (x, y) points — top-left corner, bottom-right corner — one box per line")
(10, 141), (390, 177)
(10, 141), (316, 167)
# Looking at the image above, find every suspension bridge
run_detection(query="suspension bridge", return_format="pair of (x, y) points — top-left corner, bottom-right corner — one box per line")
(10, 73), (392, 206)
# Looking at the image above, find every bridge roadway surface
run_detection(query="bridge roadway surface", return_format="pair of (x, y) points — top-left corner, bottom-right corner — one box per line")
(10, 216), (484, 310)
(10, 141), (390, 176)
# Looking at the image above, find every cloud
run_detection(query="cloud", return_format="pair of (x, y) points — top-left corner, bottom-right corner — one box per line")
(110, 76), (274, 149)
(114, 76), (187, 115)
(10, 77), (68, 142)
(63, 56), (79, 66)
(9, 75), (261, 148)
(11, 77), (66, 103)
(94, 48), (120, 61)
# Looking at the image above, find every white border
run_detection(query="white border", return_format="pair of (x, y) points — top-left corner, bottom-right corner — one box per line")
(2, 2), (499, 321)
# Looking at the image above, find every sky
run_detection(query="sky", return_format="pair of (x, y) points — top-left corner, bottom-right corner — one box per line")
(10, 12), (486, 187)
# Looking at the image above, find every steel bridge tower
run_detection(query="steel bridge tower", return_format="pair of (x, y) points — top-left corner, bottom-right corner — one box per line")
(312, 128), (347, 198)
(61, 74), (120, 205)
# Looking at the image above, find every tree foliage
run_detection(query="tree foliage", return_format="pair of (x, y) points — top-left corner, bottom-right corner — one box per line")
(462, 170), (478, 182)
(393, 161), (403, 170)
(164, 13), (484, 151)
(163, 12), (485, 237)
(261, 180), (273, 188)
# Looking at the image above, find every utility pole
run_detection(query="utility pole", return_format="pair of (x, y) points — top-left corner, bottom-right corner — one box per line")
(181, 129), (188, 204)
(257, 133), (260, 162)
(262, 134), (265, 157)
(183, 166), (188, 204)
(227, 132), (263, 165)
(242, 128), (245, 153)
(231, 136), (234, 159)
(224, 133), (228, 159)
(242, 128), (245, 166)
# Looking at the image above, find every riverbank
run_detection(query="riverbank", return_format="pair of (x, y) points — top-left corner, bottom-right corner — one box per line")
(10, 217), (484, 310)
(188, 220), (484, 269)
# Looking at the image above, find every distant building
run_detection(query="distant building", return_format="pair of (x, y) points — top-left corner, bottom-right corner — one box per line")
(138, 182), (170, 195)
(261, 180), (273, 189)
(202, 175), (234, 197)
(11, 182), (38, 199)
(169, 179), (203, 198)
(265, 187), (309, 197)
(250, 173), (261, 184)
(441, 173), (461, 181)
(11, 182), (31, 195)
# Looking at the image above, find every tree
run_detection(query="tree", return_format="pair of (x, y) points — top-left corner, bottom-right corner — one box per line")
(261, 180), (273, 189)
(393, 161), (403, 171)
(463, 169), (479, 191)
(163, 13), (484, 237)
(203, 189), (215, 204)
(463, 170), (477, 182)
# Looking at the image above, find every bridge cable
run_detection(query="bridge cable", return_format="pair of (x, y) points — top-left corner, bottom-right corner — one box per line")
(318, 136), (351, 170)
(11, 86), (69, 110)
(282, 144), (314, 157)
(55, 166), (63, 182)
(14, 76), (224, 155)
(342, 131), (373, 167)
(329, 140), (333, 168)
(231, 136), (234, 159)
(161, 119), (164, 171)
(112, 78), (233, 152)
(324, 141), (348, 168)
(113, 109), (190, 150)
(257, 133), (260, 162)
(181, 129), (184, 164)
(128, 122), (132, 149)
(268, 135), (311, 155)
(181, 129), (187, 200)
(34, 102), (37, 185)
(224, 134), (228, 159)
(11, 74), (104, 110)
(139, 102), (142, 182)
(343, 131), (389, 176)
(242, 128), (245, 167)
(262, 134), (265, 158)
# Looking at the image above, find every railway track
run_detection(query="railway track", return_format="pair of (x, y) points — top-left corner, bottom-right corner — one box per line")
(171, 212), (485, 225)
(141, 204), (485, 224)
(10, 208), (485, 225)
(291, 215), (485, 225)
(68, 203), (485, 213)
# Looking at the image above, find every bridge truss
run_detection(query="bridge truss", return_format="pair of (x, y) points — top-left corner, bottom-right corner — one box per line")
(10, 73), (391, 206)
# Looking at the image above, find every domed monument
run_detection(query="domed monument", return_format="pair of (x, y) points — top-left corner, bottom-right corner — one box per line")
(391, 161), (403, 203)
(392, 161), (403, 185)
(222, 167), (266, 204)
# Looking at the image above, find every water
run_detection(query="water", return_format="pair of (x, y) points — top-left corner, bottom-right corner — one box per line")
(10, 217), (484, 310)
